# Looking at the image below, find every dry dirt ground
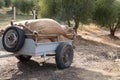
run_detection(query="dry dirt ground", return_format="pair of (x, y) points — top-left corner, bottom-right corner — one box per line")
(1, 26), (120, 80)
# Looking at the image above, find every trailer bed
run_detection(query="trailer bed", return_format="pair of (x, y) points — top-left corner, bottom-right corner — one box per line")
(0, 39), (73, 57)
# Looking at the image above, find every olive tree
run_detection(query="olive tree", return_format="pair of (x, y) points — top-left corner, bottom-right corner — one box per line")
(71, 0), (95, 33)
(58, 0), (73, 27)
(93, 0), (120, 37)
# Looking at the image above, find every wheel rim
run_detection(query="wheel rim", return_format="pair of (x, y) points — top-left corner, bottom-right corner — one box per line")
(62, 46), (72, 65)
(4, 29), (18, 48)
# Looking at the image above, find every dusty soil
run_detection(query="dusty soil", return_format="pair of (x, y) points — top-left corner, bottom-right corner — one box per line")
(1, 25), (120, 80)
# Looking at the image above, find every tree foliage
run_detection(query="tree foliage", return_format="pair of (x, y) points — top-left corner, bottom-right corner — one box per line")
(0, 0), (5, 8)
(13, 0), (35, 14)
(39, 0), (61, 18)
(4, 0), (11, 7)
(93, 0), (120, 37)
(58, 0), (74, 27)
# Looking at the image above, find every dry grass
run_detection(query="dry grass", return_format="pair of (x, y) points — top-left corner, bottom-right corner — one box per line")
(78, 24), (120, 46)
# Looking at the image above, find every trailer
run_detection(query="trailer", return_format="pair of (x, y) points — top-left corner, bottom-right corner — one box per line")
(0, 26), (74, 69)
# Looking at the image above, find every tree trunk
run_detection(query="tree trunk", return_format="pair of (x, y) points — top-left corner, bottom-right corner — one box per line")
(110, 29), (115, 37)
(35, 10), (38, 19)
(74, 19), (79, 34)
(67, 20), (71, 27)
(31, 10), (38, 19)
(109, 26), (117, 37)
(12, 6), (14, 12)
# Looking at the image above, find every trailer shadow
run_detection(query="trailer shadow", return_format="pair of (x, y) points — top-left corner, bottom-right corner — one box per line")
(10, 60), (112, 80)
(17, 60), (57, 71)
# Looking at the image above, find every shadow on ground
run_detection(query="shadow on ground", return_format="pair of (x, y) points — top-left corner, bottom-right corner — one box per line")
(10, 60), (111, 80)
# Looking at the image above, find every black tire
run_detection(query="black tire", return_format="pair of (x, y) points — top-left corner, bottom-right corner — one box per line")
(2, 26), (25, 52)
(16, 55), (32, 62)
(55, 42), (74, 69)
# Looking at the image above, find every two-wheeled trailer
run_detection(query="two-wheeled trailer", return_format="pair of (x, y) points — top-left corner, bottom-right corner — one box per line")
(0, 26), (74, 69)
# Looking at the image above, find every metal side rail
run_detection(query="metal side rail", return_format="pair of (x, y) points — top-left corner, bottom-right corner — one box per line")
(0, 52), (15, 58)
(25, 33), (74, 37)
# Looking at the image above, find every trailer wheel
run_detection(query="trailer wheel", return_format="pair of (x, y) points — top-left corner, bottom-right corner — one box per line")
(2, 26), (25, 52)
(55, 43), (74, 69)
(16, 55), (32, 62)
